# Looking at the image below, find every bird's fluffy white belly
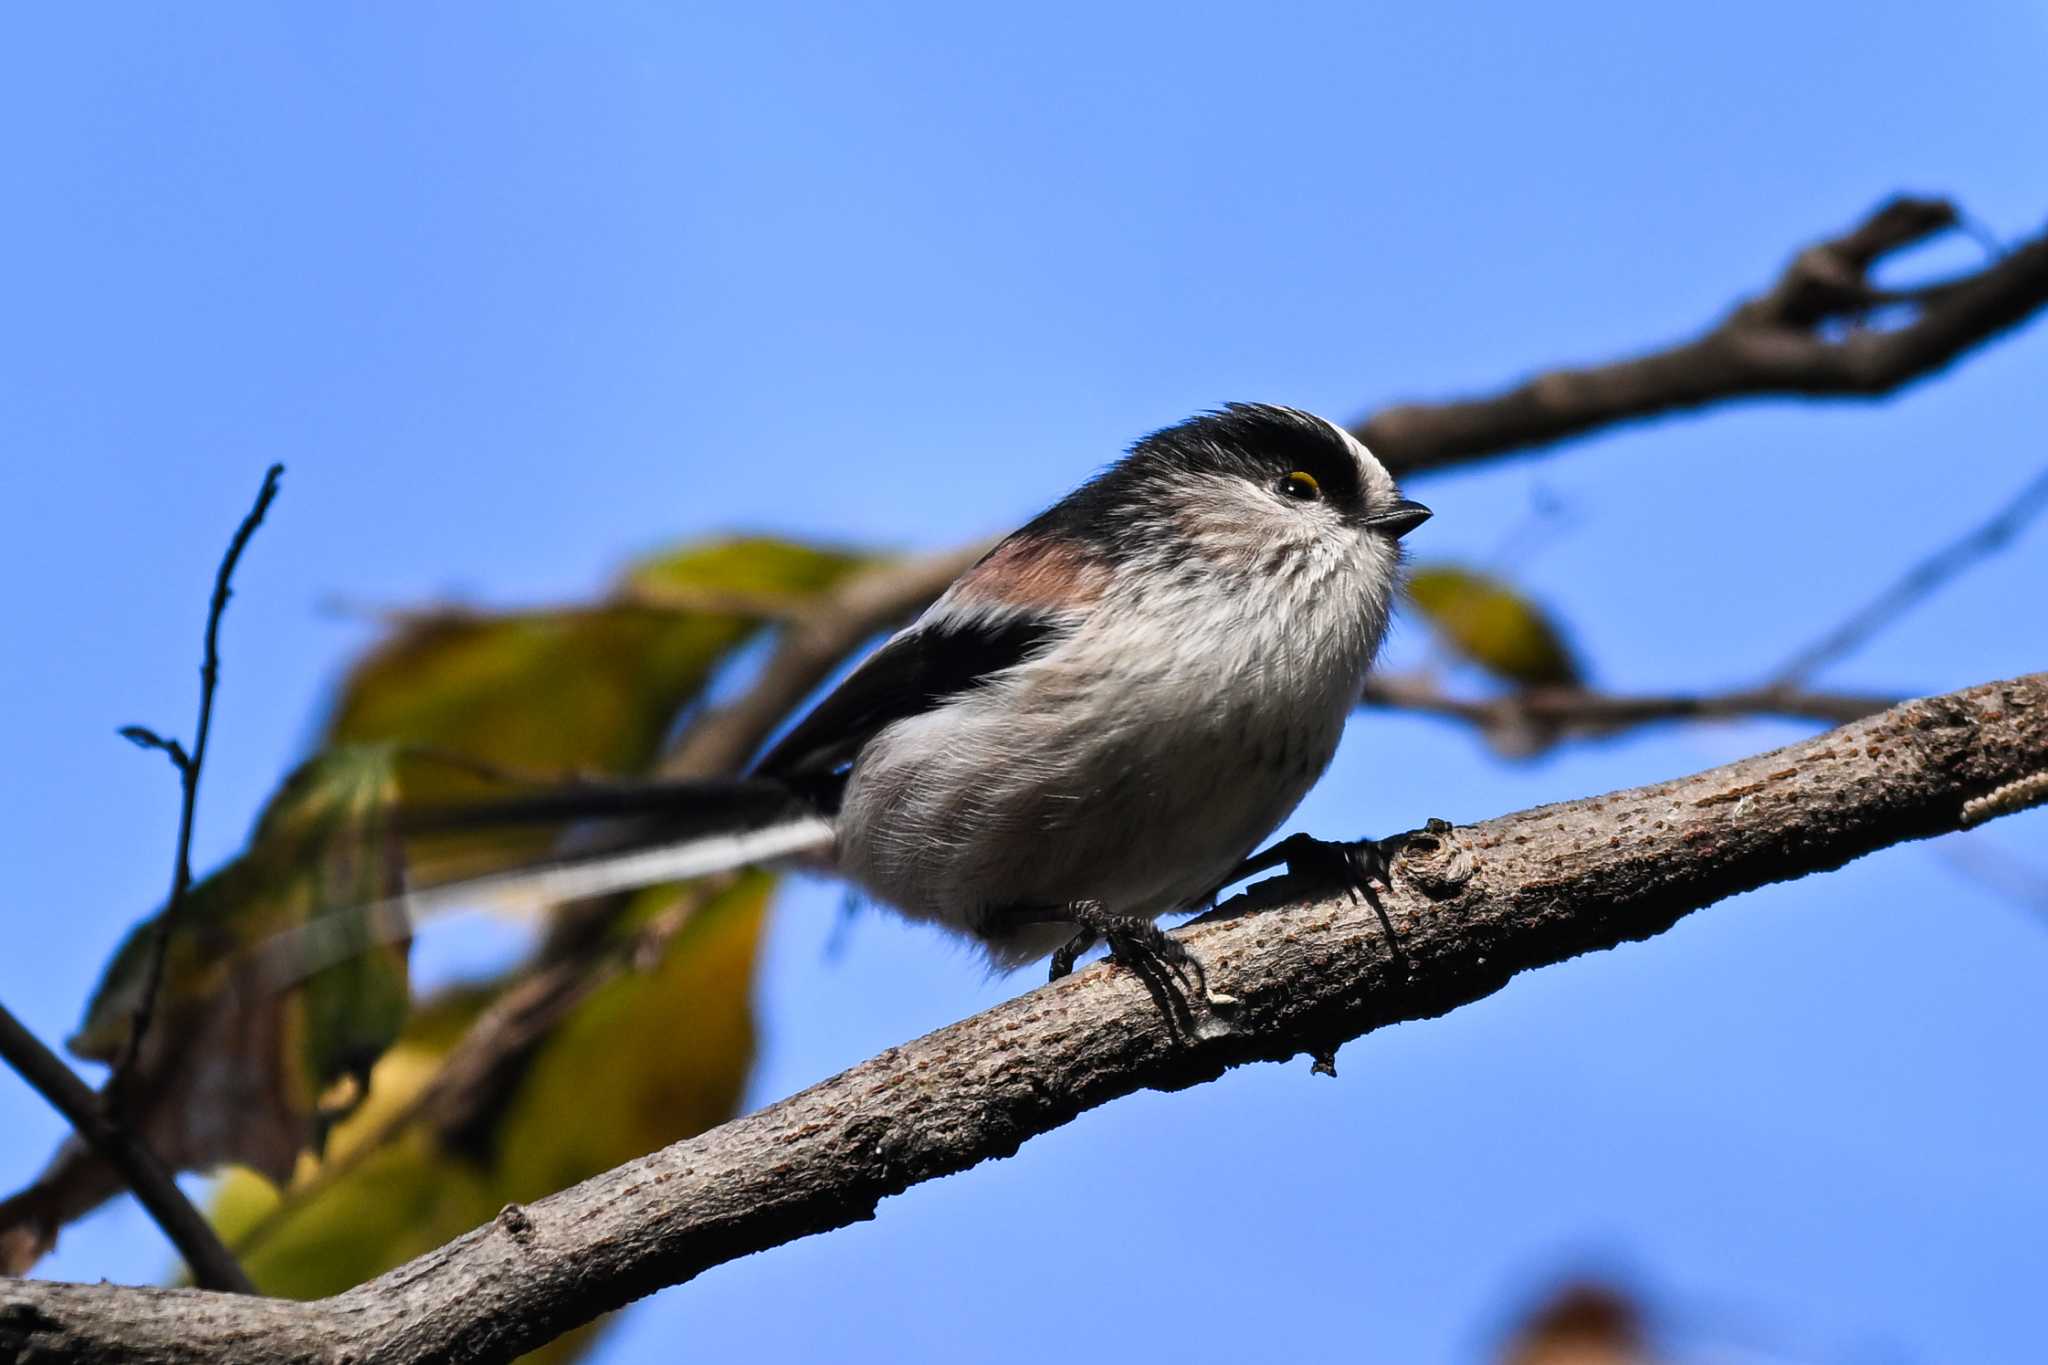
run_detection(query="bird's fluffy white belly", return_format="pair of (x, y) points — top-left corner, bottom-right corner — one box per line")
(835, 623), (1358, 967)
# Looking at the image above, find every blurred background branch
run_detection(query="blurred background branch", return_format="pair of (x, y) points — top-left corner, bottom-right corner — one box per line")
(1771, 460), (2048, 685)
(1359, 674), (1894, 755)
(1356, 196), (2048, 475)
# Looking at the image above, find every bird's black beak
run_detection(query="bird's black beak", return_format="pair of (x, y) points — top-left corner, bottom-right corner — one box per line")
(1366, 498), (1432, 538)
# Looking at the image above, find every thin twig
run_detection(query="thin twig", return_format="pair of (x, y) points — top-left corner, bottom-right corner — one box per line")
(110, 464), (284, 1101)
(1931, 836), (2048, 926)
(1771, 462), (2048, 685)
(1360, 674), (1895, 755)
(0, 1001), (255, 1294)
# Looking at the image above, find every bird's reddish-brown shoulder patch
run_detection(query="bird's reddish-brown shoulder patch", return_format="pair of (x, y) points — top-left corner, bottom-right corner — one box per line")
(956, 535), (1111, 608)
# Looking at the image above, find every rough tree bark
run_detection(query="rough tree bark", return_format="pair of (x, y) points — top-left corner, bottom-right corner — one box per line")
(5, 673), (2042, 1365)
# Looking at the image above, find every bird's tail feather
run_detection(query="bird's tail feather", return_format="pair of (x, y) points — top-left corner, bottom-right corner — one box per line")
(266, 779), (835, 989)
(393, 810), (836, 920)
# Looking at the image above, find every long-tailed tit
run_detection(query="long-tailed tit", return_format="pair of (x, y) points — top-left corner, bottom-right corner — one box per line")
(398, 404), (1431, 991)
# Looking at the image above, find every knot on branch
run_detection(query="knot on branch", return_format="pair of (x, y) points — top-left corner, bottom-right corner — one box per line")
(497, 1203), (535, 1245)
(1394, 818), (1477, 900)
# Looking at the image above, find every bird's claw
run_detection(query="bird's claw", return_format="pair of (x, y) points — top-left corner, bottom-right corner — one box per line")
(1047, 901), (1230, 1009)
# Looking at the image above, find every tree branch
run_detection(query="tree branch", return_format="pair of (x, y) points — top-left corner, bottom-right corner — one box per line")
(0, 1003), (254, 1296)
(1357, 197), (2048, 475)
(7, 673), (2043, 1365)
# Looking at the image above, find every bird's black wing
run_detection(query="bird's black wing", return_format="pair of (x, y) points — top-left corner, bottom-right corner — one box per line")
(752, 611), (1070, 785)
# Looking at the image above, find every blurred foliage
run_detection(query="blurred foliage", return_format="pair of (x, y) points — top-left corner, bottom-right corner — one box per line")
(71, 744), (410, 1184)
(327, 537), (867, 881)
(1498, 1281), (1653, 1365)
(1407, 563), (1582, 688)
(211, 873), (775, 1364)
(0, 745), (414, 1274)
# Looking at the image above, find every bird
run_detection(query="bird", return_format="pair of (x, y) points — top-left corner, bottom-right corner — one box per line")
(388, 404), (1432, 996)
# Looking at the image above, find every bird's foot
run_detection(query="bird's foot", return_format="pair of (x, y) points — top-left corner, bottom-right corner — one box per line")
(1032, 901), (1233, 1011)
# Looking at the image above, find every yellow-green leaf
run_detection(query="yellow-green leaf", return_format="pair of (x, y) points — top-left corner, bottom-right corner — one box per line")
(208, 991), (500, 1296)
(623, 534), (865, 602)
(493, 874), (768, 1203)
(1406, 564), (1582, 688)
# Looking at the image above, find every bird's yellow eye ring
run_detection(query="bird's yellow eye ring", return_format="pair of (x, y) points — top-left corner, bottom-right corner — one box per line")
(1278, 470), (1321, 501)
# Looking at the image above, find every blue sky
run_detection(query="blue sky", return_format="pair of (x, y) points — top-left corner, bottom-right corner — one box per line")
(4, 4), (2046, 1361)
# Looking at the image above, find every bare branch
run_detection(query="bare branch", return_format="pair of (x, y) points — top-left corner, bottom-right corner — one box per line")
(1357, 198), (2048, 475)
(0, 1003), (254, 1295)
(6, 673), (2042, 1365)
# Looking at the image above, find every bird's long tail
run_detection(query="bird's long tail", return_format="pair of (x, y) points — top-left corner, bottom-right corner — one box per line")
(269, 776), (836, 987)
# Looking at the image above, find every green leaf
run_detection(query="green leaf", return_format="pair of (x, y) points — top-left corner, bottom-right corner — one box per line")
(1406, 564), (1583, 688)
